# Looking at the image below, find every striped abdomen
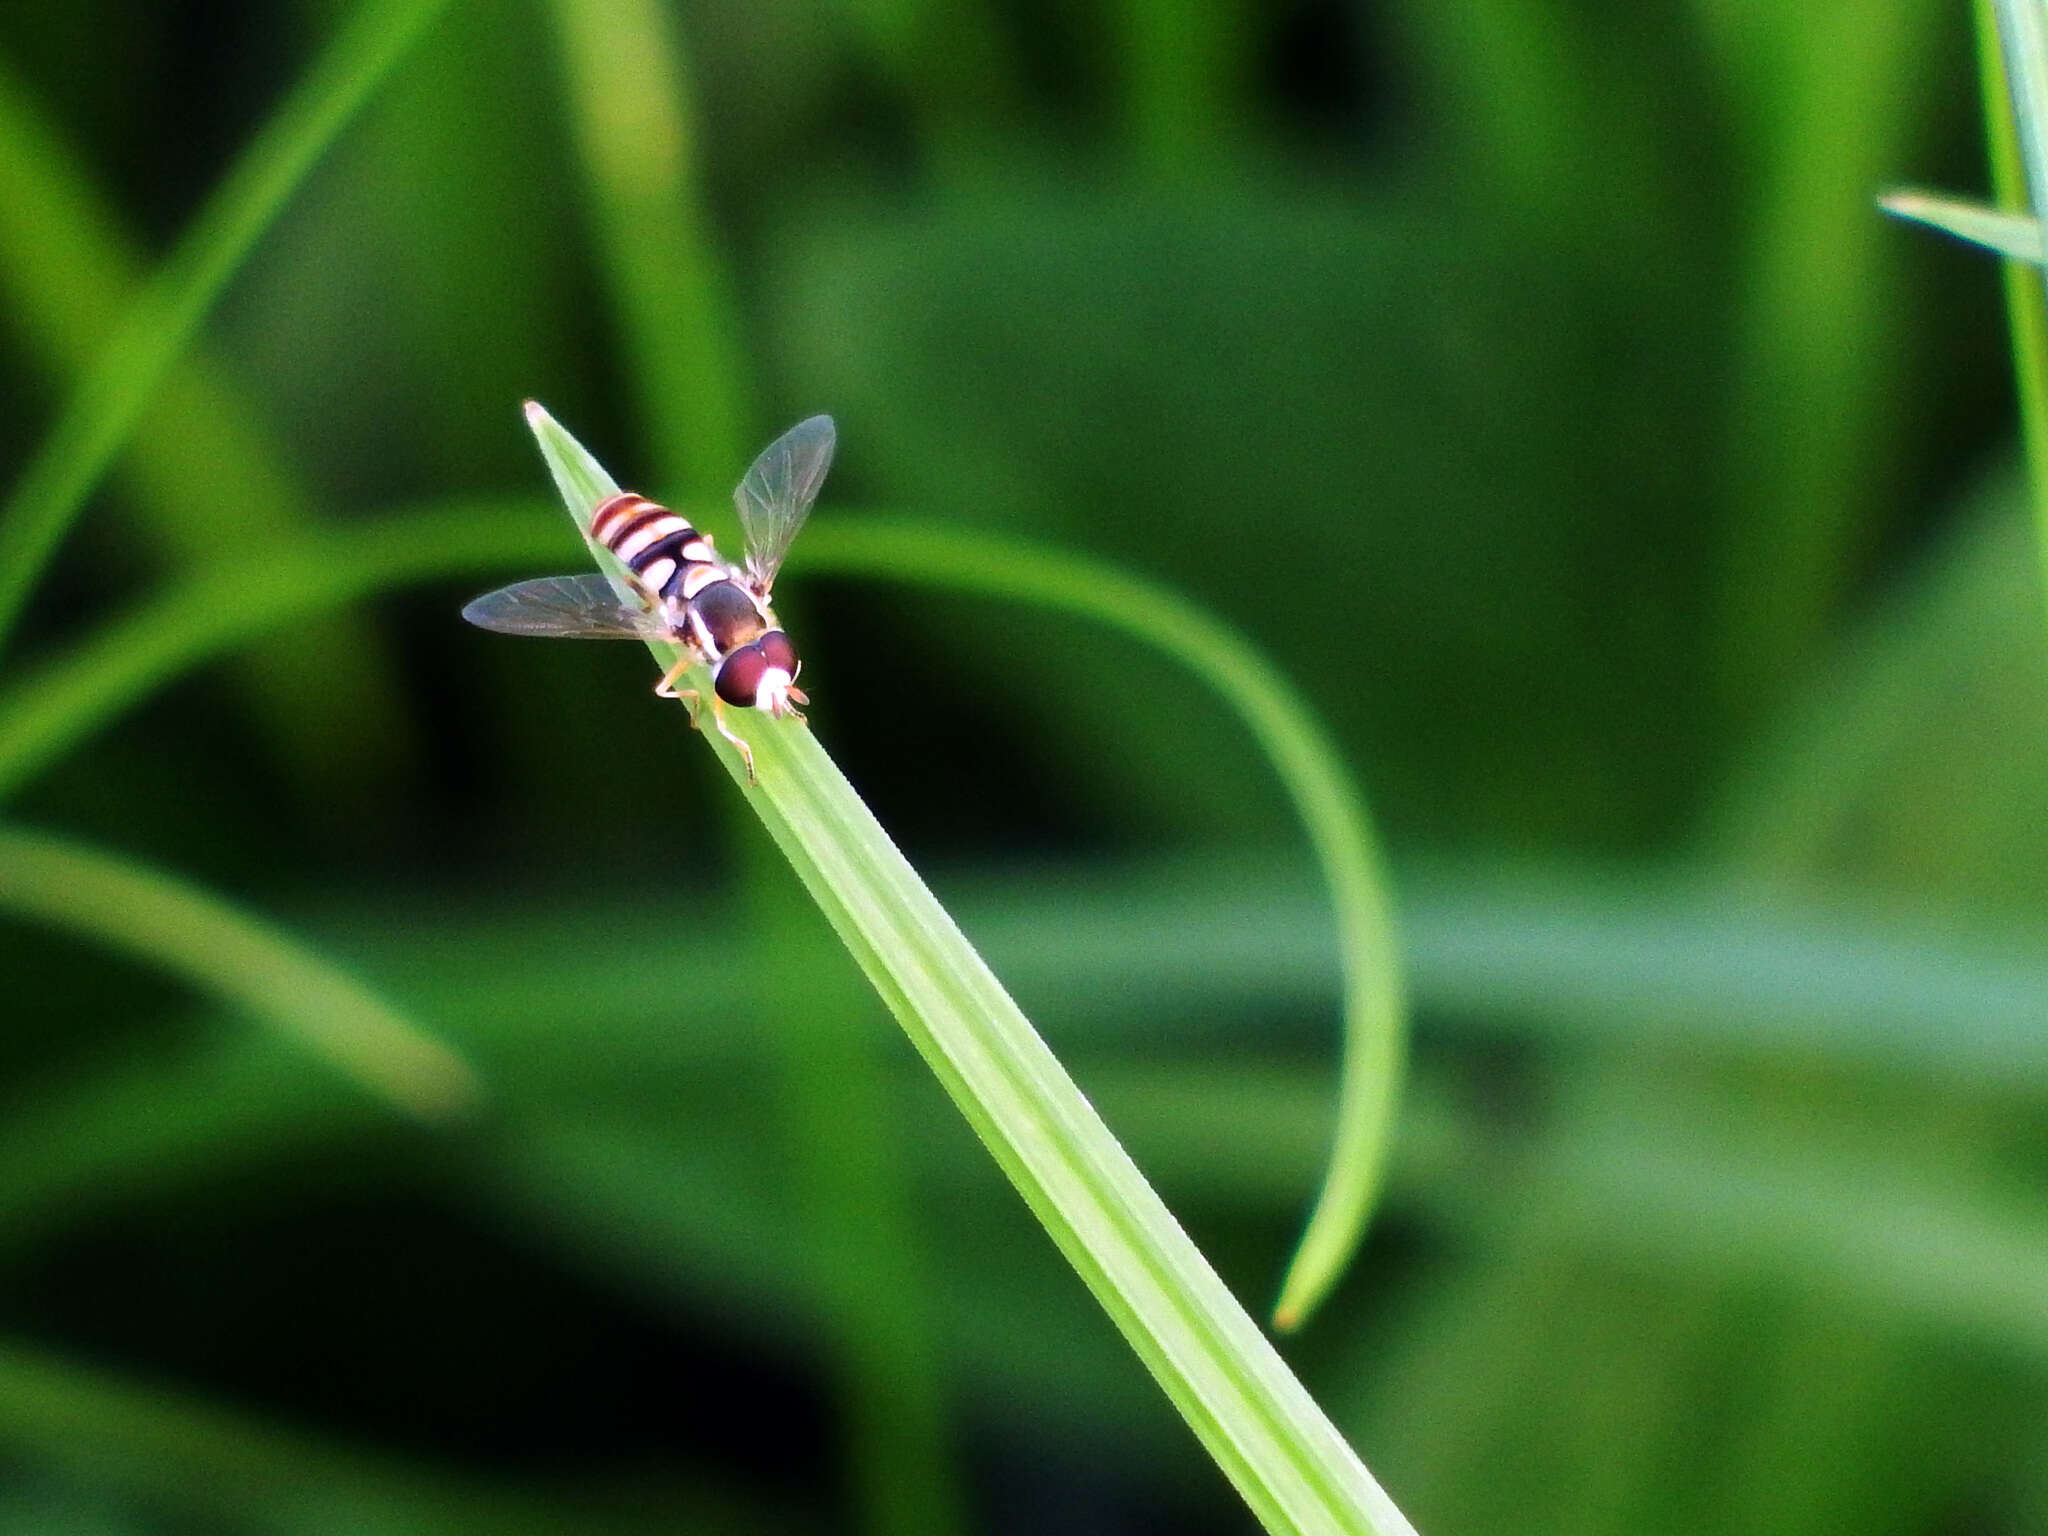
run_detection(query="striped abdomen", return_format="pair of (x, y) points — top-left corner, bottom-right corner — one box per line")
(589, 493), (720, 600)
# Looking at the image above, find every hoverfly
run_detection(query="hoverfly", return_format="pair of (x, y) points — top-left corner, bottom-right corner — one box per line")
(464, 413), (835, 782)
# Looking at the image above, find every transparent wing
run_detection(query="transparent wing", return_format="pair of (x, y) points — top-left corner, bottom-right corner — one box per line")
(461, 575), (672, 639)
(734, 414), (835, 594)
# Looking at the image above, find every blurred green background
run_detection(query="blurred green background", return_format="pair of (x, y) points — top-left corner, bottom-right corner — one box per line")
(3, 0), (2047, 1531)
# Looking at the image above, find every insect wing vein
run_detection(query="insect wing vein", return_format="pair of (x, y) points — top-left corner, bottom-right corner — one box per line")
(461, 575), (672, 639)
(734, 414), (835, 593)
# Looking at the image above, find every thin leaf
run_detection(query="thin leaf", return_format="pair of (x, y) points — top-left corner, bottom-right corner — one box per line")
(541, 30), (958, 1520)
(522, 404), (1417, 1536)
(0, 0), (453, 653)
(542, 0), (750, 495)
(1879, 188), (2047, 262)
(0, 51), (411, 797)
(0, 498), (568, 805)
(759, 932), (969, 1536)
(1975, 0), (2048, 628)
(787, 517), (1406, 1331)
(1711, 0), (1944, 717)
(0, 824), (476, 1120)
(15, 851), (2048, 1369)
(1991, 0), (2048, 218)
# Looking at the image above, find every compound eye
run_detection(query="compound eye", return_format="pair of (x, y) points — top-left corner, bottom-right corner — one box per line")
(758, 629), (798, 676)
(714, 643), (768, 707)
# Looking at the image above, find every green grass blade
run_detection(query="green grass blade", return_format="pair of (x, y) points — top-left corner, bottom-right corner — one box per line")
(1699, 475), (2031, 875)
(543, 0), (750, 495)
(1991, 0), (2048, 209)
(0, 50), (413, 802)
(0, 0), (451, 653)
(1710, 0), (1941, 716)
(0, 824), (476, 1119)
(523, 404), (1416, 1536)
(1879, 188), (2046, 260)
(1977, 0), (2048, 627)
(0, 498), (567, 805)
(789, 519), (1404, 1330)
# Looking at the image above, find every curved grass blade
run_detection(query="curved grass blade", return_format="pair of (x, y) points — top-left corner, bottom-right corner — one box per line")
(523, 404), (1416, 1536)
(789, 518), (1405, 1331)
(0, 0), (452, 654)
(0, 824), (476, 1120)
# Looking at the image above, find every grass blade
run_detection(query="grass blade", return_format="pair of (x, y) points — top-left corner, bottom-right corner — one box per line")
(0, 824), (476, 1120)
(1879, 188), (2047, 260)
(522, 404), (1417, 1536)
(1710, 0), (1941, 716)
(0, 498), (566, 805)
(18, 870), (2048, 1371)
(1976, 0), (2048, 626)
(0, 51), (413, 802)
(788, 518), (1405, 1330)
(762, 932), (968, 1536)
(1991, 0), (2048, 212)
(542, 0), (750, 495)
(0, 0), (451, 653)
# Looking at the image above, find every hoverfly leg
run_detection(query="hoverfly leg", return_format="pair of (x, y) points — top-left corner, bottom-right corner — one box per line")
(706, 698), (757, 784)
(655, 656), (710, 731)
(653, 654), (696, 701)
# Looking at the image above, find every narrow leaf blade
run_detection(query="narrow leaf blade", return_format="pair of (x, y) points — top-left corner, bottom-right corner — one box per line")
(520, 403), (1418, 1536)
(1880, 187), (2048, 262)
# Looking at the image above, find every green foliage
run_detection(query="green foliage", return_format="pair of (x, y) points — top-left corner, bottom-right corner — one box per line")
(0, 0), (453, 651)
(0, 50), (409, 801)
(0, 825), (474, 1118)
(524, 404), (1412, 1533)
(1, 0), (2044, 1532)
